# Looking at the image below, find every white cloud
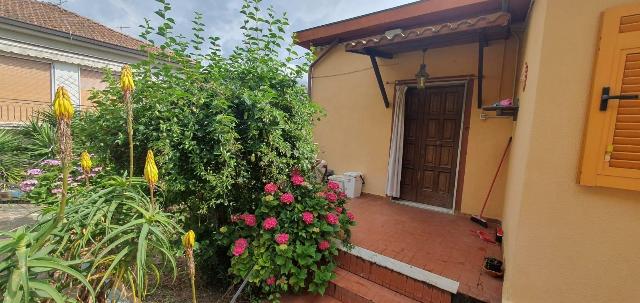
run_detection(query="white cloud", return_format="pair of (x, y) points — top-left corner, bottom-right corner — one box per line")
(62, 0), (415, 54)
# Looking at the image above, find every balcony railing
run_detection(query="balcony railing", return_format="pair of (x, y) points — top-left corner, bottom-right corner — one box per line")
(0, 98), (91, 126)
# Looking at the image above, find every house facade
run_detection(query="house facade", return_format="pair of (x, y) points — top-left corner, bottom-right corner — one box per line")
(296, 0), (640, 302)
(0, 0), (146, 126)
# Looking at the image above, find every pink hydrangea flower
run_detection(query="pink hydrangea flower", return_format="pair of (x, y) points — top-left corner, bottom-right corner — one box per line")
(327, 181), (340, 191)
(266, 276), (276, 286)
(347, 211), (355, 221)
(26, 169), (43, 176)
(275, 233), (289, 245)
(291, 174), (305, 186)
(335, 207), (343, 214)
(42, 159), (61, 166)
(262, 217), (278, 230)
(264, 183), (278, 194)
(318, 240), (331, 251)
(325, 192), (338, 203)
(231, 214), (241, 222)
(338, 192), (347, 199)
(242, 214), (256, 227)
(233, 238), (248, 256)
(326, 213), (339, 225)
(301, 211), (314, 225)
(280, 192), (294, 205)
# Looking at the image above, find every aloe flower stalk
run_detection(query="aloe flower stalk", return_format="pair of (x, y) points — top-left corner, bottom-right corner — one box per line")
(183, 230), (197, 303)
(144, 150), (158, 206)
(120, 65), (135, 181)
(36, 86), (74, 249)
(80, 150), (92, 186)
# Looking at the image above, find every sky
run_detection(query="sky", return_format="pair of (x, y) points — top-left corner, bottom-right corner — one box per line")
(60, 0), (416, 55)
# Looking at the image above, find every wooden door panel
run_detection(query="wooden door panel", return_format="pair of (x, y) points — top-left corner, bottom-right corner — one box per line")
(439, 146), (454, 169)
(400, 85), (465, 209)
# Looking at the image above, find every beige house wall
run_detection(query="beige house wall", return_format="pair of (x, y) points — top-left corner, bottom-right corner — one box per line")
(311, 37), (518, 219)
(502, 0), (640, 302)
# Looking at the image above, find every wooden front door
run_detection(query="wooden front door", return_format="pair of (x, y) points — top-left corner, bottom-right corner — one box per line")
(399, 85), (465, 209)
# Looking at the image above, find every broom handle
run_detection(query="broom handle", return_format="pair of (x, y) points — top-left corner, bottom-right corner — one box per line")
(479, 137), (512, 217)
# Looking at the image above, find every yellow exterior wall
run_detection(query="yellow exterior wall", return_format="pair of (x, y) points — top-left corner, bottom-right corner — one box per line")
(311, 38), (517, 219)
(502, 0), (640, 302)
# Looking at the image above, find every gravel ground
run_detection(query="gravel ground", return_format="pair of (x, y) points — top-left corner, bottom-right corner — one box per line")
(145, 257), (231, 303)
(0, 203), (40, 232)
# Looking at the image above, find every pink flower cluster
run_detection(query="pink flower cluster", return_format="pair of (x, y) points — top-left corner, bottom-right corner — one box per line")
(291, 173), (305, 186)
(280, 192), (294, 205)
(264, 183), (278, 194)
(301, 211), (314, 225)
(26, 168), (43, 176)
(42, 159), (61, 166)
(347, 211), (355, 221)
(266, 276), (276, 286)
(335, 207), (343, 214)
(275, 233), (289, 245)
(325, 192), (338, 203)
(262, 217), (278, 230)
(231, 214), (257, 227)
(233, 238), (248, 256)
(326, 213), (339, 225)
(318, 240), (331, 251)
(327, 181), (341, 191)
(20, 179), (37, 192)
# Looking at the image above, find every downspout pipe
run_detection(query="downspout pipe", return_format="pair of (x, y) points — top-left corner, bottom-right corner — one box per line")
(307, 39), (340, 98)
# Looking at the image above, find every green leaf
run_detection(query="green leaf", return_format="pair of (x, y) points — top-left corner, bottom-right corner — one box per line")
(27, 259), (95, 299)
(30, 281), (65, 303)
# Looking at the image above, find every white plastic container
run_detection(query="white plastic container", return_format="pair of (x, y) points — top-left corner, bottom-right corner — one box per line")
(343, 172), (363, 198)
(327, 175), (346, 193)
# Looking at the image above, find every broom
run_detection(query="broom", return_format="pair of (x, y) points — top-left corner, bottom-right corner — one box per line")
(471, 137), (512, 228)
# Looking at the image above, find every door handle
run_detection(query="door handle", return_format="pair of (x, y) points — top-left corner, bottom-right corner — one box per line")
(600, 87), (639, 111)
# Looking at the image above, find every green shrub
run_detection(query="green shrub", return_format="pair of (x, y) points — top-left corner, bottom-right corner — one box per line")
(74, 0), (321, 283)
(217, 174), (355, 302)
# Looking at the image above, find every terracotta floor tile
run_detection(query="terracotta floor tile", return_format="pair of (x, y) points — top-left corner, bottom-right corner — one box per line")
(346, 194), (503, 303)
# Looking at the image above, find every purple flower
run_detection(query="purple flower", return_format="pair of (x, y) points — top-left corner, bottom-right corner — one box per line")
(21, 179), (38, 186)
(92, 167), (103, 173)
(42, 159), (61, 166)
(26, 169), (43, 176)
(51, 188), (62, 194)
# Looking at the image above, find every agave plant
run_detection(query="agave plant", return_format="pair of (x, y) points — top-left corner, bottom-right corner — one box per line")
(36, 176), (181, 302)
(0, 130), (26, 188)
(0, 227), (94, 302)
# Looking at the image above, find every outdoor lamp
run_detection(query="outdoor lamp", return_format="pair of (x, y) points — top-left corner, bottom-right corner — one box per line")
(416, 49), (429, 90)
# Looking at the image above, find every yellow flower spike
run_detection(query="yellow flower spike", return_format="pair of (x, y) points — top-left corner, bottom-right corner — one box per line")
(80, 151), (92, 174)
(144, 150), (158, 187)
(120, 65), (135, 92)
(53, 86), (74, 121)
(183, 230), (196, 249)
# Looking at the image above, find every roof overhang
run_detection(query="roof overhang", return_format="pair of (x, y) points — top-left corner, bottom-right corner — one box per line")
(346, 12), (511, 58)
(295, 0), (531, 49)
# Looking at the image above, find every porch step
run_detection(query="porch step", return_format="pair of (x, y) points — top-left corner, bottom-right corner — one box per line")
(327, 268), (420, 303)
(336, 250), (454, 303)
(281, 293), (342, 303)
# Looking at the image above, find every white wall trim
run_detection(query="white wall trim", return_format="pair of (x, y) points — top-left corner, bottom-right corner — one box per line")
(0, 36), (124, 70)
(392, 199), (455, 214)
(337, 243), (460, 294)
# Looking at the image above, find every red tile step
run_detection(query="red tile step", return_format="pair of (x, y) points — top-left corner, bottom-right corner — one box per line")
(327, 267), (420, 303)
(281, 293), (342, 303)
(336, 251), (453, 303)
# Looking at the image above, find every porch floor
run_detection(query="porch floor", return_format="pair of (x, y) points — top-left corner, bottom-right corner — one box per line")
(347, 194), (503, 303)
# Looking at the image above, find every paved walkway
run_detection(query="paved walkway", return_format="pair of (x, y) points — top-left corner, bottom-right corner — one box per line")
(0, 203), (40, 232)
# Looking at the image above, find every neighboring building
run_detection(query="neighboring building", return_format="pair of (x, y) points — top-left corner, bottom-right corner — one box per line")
(0, 0), (147, 126)
(295, 0), (640, 302)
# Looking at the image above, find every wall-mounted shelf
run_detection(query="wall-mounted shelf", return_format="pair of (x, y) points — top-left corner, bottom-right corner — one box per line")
(482, 105), (519, 121)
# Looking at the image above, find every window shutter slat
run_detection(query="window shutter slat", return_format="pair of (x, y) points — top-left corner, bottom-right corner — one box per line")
(580, 3), (640, 190)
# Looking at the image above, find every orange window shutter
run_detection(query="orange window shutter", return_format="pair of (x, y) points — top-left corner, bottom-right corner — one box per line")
(580, 4), (640, 191)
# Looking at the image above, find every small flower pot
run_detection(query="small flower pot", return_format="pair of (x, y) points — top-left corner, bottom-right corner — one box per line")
(483, 257), (503, 278)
